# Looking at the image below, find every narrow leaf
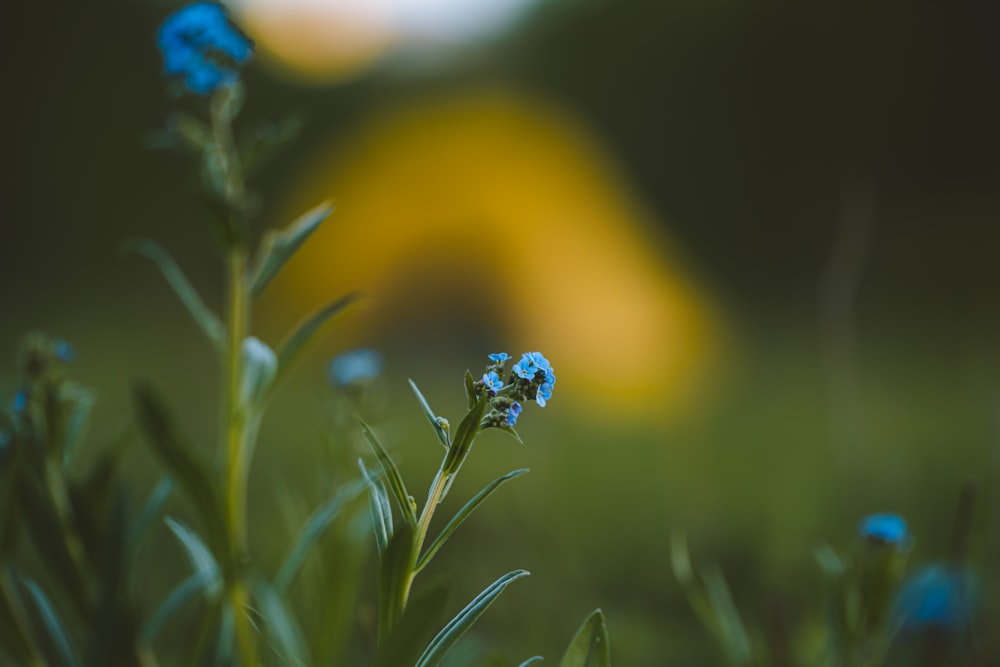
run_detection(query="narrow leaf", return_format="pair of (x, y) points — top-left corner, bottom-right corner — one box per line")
(165, 517), (222, 599)
(132, 384), (226, 558)
(416, 469), (529, 572)
(409, 380), (450, 449)
(519, 657), (545, 666)
(127, 478), (175, 558)
(142, 570), (217, 643)
(275, 478), (366, 593)
(702, 567), (752, 666)
(271, 292), (362, 390)
(20, 577), (82, 667)
(464, 370), (476, 410)
(253, 576), (311, 667)
(358, 416), (417, 526)
(359, 460), (392, 556)
(121, 239), (225, 350)
(250, 202), (334, 299)
(415, 570), (530, 667)
(559, 609), (611, 667)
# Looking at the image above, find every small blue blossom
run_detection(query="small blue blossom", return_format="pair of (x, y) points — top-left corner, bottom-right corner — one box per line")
(507, 401), (522, 426)
(11, 391), (26, 414)
(536, 381), (554, 407)
(523, 352), (552, 372)
(488, 352), (509, 364)
(328, 348), (383, 387)
(483, 371), (504, 393)
(857, 514), (908, 546)
(895, 565), (979, 631)
(157, 2), (253, 95)
(512, 359), (536, 379)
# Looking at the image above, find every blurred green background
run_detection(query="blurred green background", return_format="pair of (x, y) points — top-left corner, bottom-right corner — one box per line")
(3, 0), (1000, 664)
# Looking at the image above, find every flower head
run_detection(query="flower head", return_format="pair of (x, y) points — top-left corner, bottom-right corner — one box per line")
(483, 371), (504, 393)
(858, 513), (908, 547)
(11, 391), (27, 414)
(157, 2), (253, 95)
(488, 352), (509, 364)
(328, 348), (383, 387)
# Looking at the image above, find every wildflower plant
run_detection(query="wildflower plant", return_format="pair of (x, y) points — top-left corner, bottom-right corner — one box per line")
(0, 3), (612, 666)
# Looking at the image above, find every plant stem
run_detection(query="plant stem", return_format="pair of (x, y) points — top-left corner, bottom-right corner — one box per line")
(398, 465), (452, 610)
(223, 247), (257, 666)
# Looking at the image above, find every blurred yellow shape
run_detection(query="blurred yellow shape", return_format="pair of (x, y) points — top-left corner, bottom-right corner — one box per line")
(261, 89), (721, 419)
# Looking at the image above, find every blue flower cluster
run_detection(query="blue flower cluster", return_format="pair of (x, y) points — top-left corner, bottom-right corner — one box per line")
(157, 2), (253, 95)
(478, 351), (555, 428)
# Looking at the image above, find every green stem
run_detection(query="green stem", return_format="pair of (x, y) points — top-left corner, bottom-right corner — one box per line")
(398, 465), (452, 610)
(223, 248), (257, 667)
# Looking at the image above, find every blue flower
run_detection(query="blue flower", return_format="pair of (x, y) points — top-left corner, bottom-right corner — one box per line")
(507, 401), (522, 426)
(328, 348), (383, 387)
(895, 565), (979, 631)
(523, 352), (552, 372)
(857, 514), (908, 546)
(11, 391), (26, 414)
(512, 358), (537, 380)
(488, 352), (509, 363)
(536, 381), (554, 407)
(483, 371), (504, 393)
(157, 2), (253, 95)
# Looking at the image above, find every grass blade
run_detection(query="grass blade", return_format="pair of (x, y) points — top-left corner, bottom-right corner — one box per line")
(409, 379), (450, 449)
(274, 478), (366, 593)
(358, 416), (417, 526)
(142, 570), (217, 643)
(416, 469), (529, 572)
(253, 576), (310, 667)
(272, 292), (362, 390)
(250, 202), (333, 299)
(559, 609), (611, 667)
(415, 569), (530, 667)
(121, 239), (225, 350)
(519, 657), (545, 666)
(20, 576), (82, 667)
(128, 478), (175, 559)
(360, 460), (393, 556)
(164, 517), (222, 599)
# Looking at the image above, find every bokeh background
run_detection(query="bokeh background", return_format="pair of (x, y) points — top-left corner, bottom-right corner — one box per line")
(3, 0), (1000, 664)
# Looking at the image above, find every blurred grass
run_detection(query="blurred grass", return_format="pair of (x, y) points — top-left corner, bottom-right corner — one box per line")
(28, 305), (995, 665)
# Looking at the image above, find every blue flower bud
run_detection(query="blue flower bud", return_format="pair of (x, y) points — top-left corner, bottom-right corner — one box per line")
(53, 339), (74, 363)
(506, 401), (522, 426)
(895, 565), (980, 631)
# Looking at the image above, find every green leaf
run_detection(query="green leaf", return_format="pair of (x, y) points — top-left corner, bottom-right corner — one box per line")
(127, 478), (175, 559)
(374, 581), (450, 667)
(701, 567), (752, 666)
(20, 576), (82, 667)
(359, 460), (393, 557)
(358, 416), (418, 527)
(250, 202), (334, 299)
(377, 522), (415, 644)
(142, 570), (218, 643)
(559, 609), (611, 667)
(464, 370), (477, 410)
(270, 292), (362, 391)
(442, 395), (490, 475)
(132, 384), (226, 560)
(416, 469), (529, 572)
(519, 657), (545, 666)
(409, 379), (450, 449)
(121, 239), (225, 351)
(415, 570), (530, 667)
(274, 478), (366, 593)
(164, 517), (222, 599)
(253, 576), (311, 667)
